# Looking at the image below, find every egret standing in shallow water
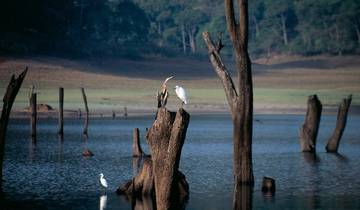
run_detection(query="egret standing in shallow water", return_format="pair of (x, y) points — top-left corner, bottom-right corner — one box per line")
(174, 85), (188, 107)
(99, 173), (108, 191)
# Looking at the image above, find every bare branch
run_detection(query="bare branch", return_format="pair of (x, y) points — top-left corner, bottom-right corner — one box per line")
(203, 31), (238, 113)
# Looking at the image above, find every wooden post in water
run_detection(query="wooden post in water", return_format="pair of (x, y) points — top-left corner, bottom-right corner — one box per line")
(124, 106), (128, 119)
(30, 93), (37, 138)
(133, 128), (144, 157)
(326, 95), (352, 153)
(58, 87), (64, 135)
(299, 95), (322, 152)
(0, 68), (27, 191)
(81, 88), (89, 136)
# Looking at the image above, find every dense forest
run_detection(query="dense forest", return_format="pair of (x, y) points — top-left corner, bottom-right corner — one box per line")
(1, 0), (359, 58)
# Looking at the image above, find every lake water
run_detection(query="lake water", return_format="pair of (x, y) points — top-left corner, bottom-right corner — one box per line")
(1, 114), (360, 210)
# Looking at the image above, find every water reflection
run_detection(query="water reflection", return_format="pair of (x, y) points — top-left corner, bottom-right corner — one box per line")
(302, 152), (320, 165)
(99, 194), (107, 210)
(28, 137), (36, 162)
(233, 184), (253, 210)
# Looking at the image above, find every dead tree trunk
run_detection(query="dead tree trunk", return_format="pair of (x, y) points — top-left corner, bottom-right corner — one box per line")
(0, 68), (27, 190)
(147, 108), (190, 210)
(299, 95), (322, 152)
(118, 108), (190, 210)
(203, 0), (254, 185)
(30, 93), (37, 138)
(326, 95), (352, 153)
(133, 128), (144, 157)
(58, 87), (64, 135)
(233, 184), (253, 210)
(81, 88), (89, 136)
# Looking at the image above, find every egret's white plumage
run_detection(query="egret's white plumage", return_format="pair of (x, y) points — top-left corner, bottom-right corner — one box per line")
(174, 85), (188, 105)
(99, 173), (108, 188)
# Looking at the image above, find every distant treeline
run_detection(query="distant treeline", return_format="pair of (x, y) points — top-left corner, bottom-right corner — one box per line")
(0, 0), (359, 58)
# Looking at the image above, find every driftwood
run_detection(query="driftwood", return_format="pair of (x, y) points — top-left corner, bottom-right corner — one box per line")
(299, 95), (322, 152)
(81, 88), (89, 136)
(58, 87), (64, 135)
(133, 128), (145, 157)
(30, 93), (37, 138)
(326, 95), (352, 153)
(0, 68), (27, 190)
(118, 108), (190, 210)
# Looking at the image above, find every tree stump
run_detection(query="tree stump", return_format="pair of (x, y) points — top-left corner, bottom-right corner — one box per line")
(326, 95), (352, 153)
(118, 108), (190, 210)
(0, 68), (27, 190)
(261, 177), (275, 194)
(133, 128), (145, 157)
(299, 95), (322, 152)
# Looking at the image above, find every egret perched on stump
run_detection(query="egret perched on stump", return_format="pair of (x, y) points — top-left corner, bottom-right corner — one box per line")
(99, 173), (108, 190)
(175, 85), (188, 107)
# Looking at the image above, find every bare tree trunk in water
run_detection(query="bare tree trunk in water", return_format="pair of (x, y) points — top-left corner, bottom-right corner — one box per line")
(81, 88), (89, 136)
(58, 87), (64, 135)
(299, 95), (322, 152)
(203, 0), (254, 185)
(30, 93), (37, 138)
(133, 128), (144, 157)
(0, 68), (27, 191)
(326, 95), (352, 153)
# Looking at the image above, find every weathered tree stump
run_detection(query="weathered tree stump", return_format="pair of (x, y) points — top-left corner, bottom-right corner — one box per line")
(118, 108), (190, 210)
(81, 88), (89, 136)
(0, 68), (27, 190)
(58, 87), (64, 135)
(133, 128), (145, 157)
(299, 95), (322, 152)
(30, 93), (37, 138)
(326, 95), (352, 153)
(261, 177), (275, 194)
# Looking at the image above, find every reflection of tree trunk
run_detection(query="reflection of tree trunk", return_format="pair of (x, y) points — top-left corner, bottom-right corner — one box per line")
(182, 24), (187, 54)
(326, 95), (352, 153)
(299, 95), (322, 153)
(233, 184), (253, 210)
(0, 68), (27, 190)
(280, 13), (288, 46)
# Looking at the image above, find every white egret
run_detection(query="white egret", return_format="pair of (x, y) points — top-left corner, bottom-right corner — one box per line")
(99, 173), (108, 189)
(174, 85), (188, 106)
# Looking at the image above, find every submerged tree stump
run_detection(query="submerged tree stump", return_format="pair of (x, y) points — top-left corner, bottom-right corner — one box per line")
(118, 108), (190, 210)
(326, 95), (352, 153)
(261, 177), (275, 194)
(133, 128), (145, 157)
(0, 68), (27, 190)
(299, 95), (322, 152)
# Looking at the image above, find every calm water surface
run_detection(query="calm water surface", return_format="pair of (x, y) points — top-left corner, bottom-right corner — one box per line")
(2, 114), (360, 210)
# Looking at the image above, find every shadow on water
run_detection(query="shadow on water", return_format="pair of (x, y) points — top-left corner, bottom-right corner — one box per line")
(233, 184), (253, 210)
(330, 153), (349, 163)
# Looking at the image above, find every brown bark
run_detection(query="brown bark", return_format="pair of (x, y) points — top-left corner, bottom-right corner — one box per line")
(326, 95), (352, 153)
(30, 93), (37, 138)
(133, 128), (144, 157)
(299, 95), (322, 152)
(203, 0), (254, 185)
(0, 68), (27, 190)
(233, 184), (252, 210)
(81, 87), (89, 136)
(58, 87), (64, 135)
(147, 108), (190, 210)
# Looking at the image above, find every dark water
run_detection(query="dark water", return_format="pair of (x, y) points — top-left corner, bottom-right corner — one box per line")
(2, 114), (360, 210)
